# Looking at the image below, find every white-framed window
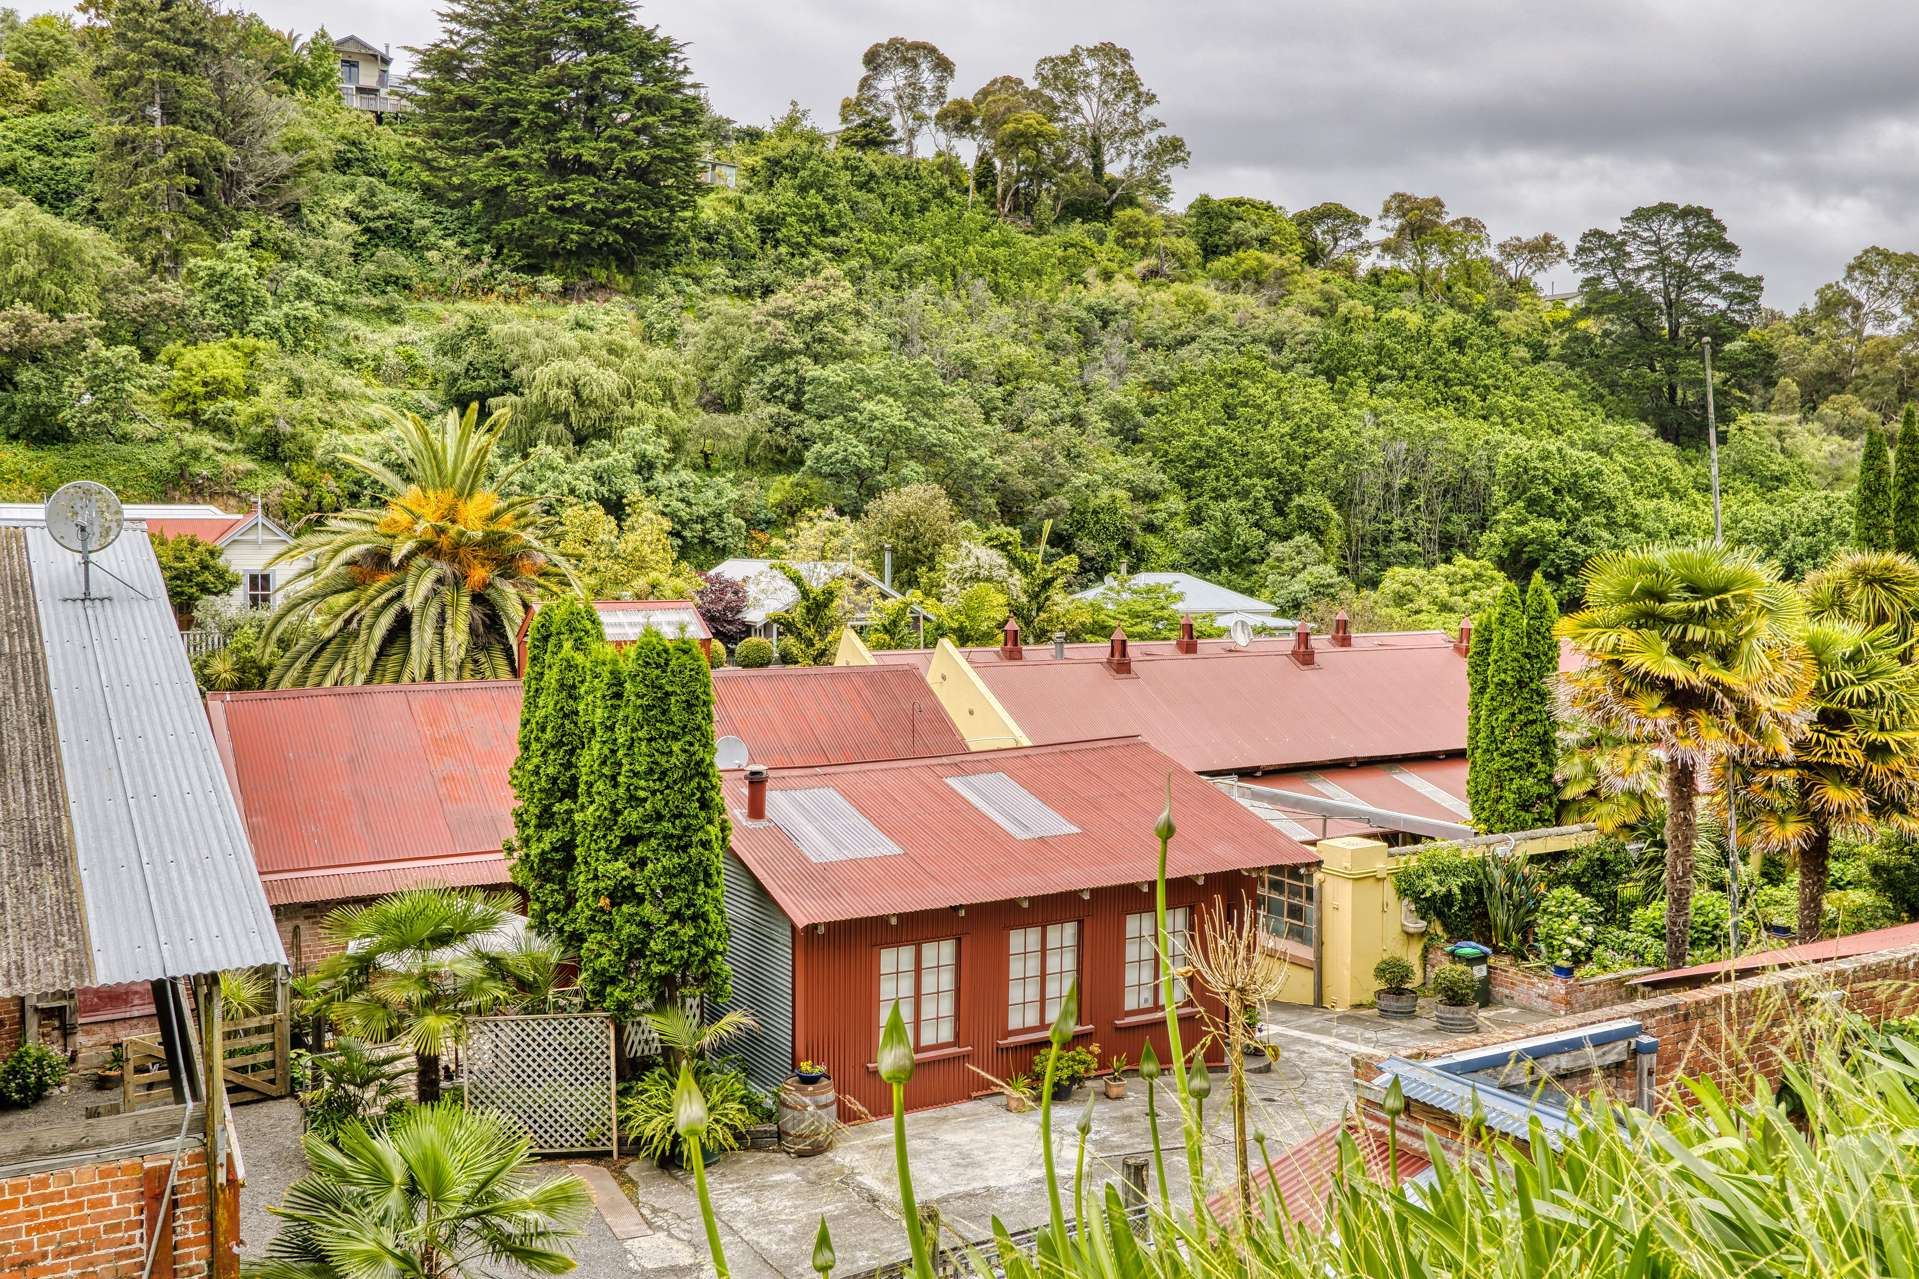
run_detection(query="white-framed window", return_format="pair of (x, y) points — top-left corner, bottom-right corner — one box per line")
(880, 939), (958, 1049)
(245, 571), (274, 609)
(1123, 907), (1191, 1011)
(1007, 920), (1079, 1031)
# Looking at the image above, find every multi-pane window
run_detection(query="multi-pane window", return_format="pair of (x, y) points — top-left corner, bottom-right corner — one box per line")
(246, 571), (274, 609)
(1123, 907), (1191, 1011)
(1262, 866), (1317, 947)
(880, 939), (958, 1049)
(1007, 921), (1080, 1030)
(340, 59), (359, 85)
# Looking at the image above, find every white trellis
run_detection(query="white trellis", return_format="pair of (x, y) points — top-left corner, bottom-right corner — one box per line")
(465, 1013), (618, 1154)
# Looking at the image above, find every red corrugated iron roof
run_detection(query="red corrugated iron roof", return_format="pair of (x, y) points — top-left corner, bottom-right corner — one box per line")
(1630, 918), (1919, 988)
(1234, 757), (1471, 842)
(875, 631), (1469, 774)
(1206, 1117), (1431, 1230)
(726, 737), (1316, 928)
(208, 666), (970, 905)
(143, 516), (249, 544)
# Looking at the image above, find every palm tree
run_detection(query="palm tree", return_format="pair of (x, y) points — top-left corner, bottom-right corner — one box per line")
(1804, 551), (1919, 656)
(246, 1102), (591, 1279)
(1559, 543), (1811, 968)
(1744, 619), (1919, 941)
(312, 888), (518, 1103)
(264, 404), (576, 686)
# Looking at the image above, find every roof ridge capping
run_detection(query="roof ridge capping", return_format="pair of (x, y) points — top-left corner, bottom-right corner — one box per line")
(721, 733), (1148, 774)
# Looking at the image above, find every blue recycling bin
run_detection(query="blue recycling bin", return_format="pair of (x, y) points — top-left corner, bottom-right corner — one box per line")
(1445, 940), (1493, 1007)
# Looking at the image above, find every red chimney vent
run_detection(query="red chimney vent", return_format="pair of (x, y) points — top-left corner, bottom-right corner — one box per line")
(1290, 623), (1316, 668)
(745, 765), (768, 822)
(1175, 615), (1198, 654)
(1000, 616), (1023, 661)
(1106, 627), (1132, 675)
(1331, 610), (1353, 648)
(1454, 615), (1472, 657)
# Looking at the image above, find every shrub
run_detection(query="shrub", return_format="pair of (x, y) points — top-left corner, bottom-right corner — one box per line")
(733, 636), (774, 668)
(1826, 888), (1902, 937)
(776, 634), (806, 666)
(705, 641), (726, 669)
(1479, 850), (1543, 953)
(1631, 889), (1733, 960)
(620, 1059), (758, 1165)
(1866, 836), (1919, 920)
(1540, 837), (1641, 926)
(1534, 887), (1602, 968)
(292, 1038), (411, 1141)
(1754, 882), (1798, 932)
(0, 1041), (68, 1108)
(1431, 963), (1477, 1007)
(1033, 1042), (1101, 1088)
(1372, 955), (1415, 993)
(1392, 844), (1488, 941)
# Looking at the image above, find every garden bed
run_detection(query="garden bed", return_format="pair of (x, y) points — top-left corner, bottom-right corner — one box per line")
(1424, 944), (1652, 1016)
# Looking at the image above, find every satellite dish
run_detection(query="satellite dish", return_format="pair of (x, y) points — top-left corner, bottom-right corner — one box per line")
(44, 481), (123, 555)
(715, 735), (750, 770)
(1230, 618), (1253, 648)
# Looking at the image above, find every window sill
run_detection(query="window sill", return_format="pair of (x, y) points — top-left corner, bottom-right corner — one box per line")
(1112, 1005), (1201, 1030)
(864, 1044), (972, 1072)
(995, 1024), (1093, 1049)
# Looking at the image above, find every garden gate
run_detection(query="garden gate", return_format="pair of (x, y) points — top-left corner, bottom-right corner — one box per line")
(464, 1013), (619, 1154)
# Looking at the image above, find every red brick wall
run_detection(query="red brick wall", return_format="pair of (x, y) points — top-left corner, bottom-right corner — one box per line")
(273, 903), (344, 976)
(0, 1148), (215, 1279)
(0, 998), (20, 1058)
(1424, 943), (1650, 1017)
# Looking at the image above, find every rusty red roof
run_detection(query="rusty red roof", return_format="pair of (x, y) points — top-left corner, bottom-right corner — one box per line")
(208, 666), (969, 905)
(725, 737), (1316, 928)
(1630, 918), (1919, 988)
(1206, 1118), (1430, 1230)
(144, 516), (249, 544)
(875, 630), (1469, 774)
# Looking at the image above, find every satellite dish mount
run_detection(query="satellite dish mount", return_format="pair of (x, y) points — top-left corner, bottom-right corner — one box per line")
(715, 734), (750, 770)
(43, 480), (140, 602)
(1229, 618), (1253, 648)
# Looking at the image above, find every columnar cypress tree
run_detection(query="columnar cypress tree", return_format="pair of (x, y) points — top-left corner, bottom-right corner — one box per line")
(1464, 608), (1495, 825)
(1894, 406), (1919, 557)
(570, 643), (652, 1018)
(1477, 581), (1528, 832)
(1856, 425), (1894, 551)
(632, 634), (733, 1008)
(1514, 572), (1562, 829)
(508, 600), (603, 944)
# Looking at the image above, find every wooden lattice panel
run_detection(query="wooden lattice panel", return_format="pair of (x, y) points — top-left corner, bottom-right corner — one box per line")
(465, 1014), (617, 1154)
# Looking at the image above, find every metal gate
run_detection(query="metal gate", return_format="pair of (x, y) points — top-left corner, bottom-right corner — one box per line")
(464, 1013), (618, 1154)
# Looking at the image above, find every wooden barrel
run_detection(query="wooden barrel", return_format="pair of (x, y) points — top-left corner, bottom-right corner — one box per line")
(777, 1076), (837, 1156)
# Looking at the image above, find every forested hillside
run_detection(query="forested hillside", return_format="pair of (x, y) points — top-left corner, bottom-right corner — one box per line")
(1, 0), (1914, 641)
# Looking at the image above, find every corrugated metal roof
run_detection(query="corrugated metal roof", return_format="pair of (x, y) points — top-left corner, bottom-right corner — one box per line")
(727, 737), (1317, 927)
(1206, 1118), (1431, 1229)
(764, 788), (903, 862)
(875, 631), (1469, 774)
(945, 771), (1080, 839)
(1225, 757), (1472, 842)
(1372, 1058), (1580, 1147)
(0, 528), (92, 994)
(592, 600), (711, 642)
(261, 858), (513, 907)
(209, 666), (970, 905)
(1072, 571), (1281, 617)
(707, 559), (902, 624)
(142, 516), (249, 544)
(11, 522), (283, 988)
(1630, 919), (1919, 988)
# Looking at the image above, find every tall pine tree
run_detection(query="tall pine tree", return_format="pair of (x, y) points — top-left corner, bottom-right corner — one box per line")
(408, 0), (704, 277)
(1856, 424), (1894, 551)
(508, 599), (603, 945)
(1894, 405), (1919, 557)
(1465, 608), (1494, 823)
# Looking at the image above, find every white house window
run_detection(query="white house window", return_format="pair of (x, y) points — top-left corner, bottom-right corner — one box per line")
(1007, 921), (1079, 1031)
(340, 59), (359, 85)
(1123, 907), (1190, 1011)
(880, 939), (958, 1049)
(246, 571), (274, 609)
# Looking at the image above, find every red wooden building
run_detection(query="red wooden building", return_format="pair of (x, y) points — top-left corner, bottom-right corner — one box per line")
(715, 737), (1318, 1116)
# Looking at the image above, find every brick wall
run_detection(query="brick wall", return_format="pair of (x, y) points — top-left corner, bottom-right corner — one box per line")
(0, 1148), (214, 1279)
(0, 998), (19, 1058)
(1425, 943), (1650, 1017)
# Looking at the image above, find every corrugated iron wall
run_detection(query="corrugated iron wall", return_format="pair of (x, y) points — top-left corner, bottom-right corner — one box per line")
(718, 851), (794, 1092)
(794, 874), (1255, 1117)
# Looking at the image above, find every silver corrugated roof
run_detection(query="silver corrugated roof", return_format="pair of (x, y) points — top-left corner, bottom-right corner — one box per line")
(764, 787), (902, 863)
(945, 771), (1081, 839)
(17, 522), (283, 987)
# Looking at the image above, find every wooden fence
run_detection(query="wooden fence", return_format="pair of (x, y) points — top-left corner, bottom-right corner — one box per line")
(121, 1011), (290, 1113)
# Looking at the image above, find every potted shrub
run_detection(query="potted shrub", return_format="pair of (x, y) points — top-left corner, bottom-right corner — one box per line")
(1033, 1042), (1099, 1100)
(1373, 956), (1419, 1017)
(1431, 962), (1480, 1034)
(1102, 1054), (1129, 1100)
(93, 1043), (126, 1091)
(794, 1059), (828, 1085)
(1535, 887), (1601, 978)
(1755, 883), (1797, 938)
(1005, 1072), (1037, 1113)
(621, 1060), (761, 1169)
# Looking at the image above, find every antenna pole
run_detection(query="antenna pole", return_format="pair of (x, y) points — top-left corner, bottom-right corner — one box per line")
(1703, 336), (1722, 544)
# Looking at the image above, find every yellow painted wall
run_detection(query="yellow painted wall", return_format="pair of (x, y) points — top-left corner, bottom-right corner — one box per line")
(1314, 836), (1428, 1010)
(915, 638), (1031, 750)
(1274, 954), (1315, 1005)
(834, 627), (879, 665)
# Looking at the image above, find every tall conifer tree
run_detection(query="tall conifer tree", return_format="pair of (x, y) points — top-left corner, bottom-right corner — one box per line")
(1856, 425), (1895, 551)
(1894, 406), (1919, 557)
(570, 643), (651, 1017)
(509, 600), (603, 944)
(1515, 571), (1562, 829)
(1465, 608), (1494, 825)
(1476, 581), (1528, 832)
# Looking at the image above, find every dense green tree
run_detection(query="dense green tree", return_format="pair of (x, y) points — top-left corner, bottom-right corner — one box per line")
(1857, 424), (1894, 550)
(1517, 571), (1562, 822)
(1465, 605), (1494, 823)
(765, 562), (848, 665)
(1292, 201), (1370, 268)
(1032, 42), (1188, 206)
(1472, 581), (1527, 832)
(408, 0), (704, 276)
(150, 530), (239, 616)
(508, 598), (603, 948)
(850, 37), (954, 158)
(1374, 193), (1488, 300)
(1894, 406), (1919, 557)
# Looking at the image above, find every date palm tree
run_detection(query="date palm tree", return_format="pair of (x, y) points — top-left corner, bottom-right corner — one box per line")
(1559, 543), (1811, 968)
(246, 1102), (590, 1279)
(264, 403), (575, 686)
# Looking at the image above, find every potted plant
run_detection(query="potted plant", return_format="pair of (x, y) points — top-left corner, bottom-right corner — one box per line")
(1432, 962), (1479, 1033)
(794, 1059), (828, 1085)
(1102, 1054), (1129, 1100)
(1535, 887), (1601, 978)
(1034, 1042), (1099, 1101)
(1373, 956), (1419, 1017)
(1755, 883), (1797, 939)
(1005, 1072), (1037, 1113)
(93, 1044), (126, 1091)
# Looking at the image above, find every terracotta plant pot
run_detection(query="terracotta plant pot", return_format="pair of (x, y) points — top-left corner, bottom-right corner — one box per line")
(1375, 989), (1419, 1018)
(1435, 1003), (1479, 1034)
(1006, 1092), (1034, 1113)
(1103, 1076), (1126, 1100)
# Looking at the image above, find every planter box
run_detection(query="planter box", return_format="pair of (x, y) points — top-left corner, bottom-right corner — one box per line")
(1375, 989), (1420, 1018)
(1434, 1004), (1479, 1034)
(1424, 944), (1652, 1017)
(745, 1123), (780, 1152)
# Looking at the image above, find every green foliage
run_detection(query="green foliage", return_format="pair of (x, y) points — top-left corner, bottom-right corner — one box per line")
(1539, 837), (1643, 926)
(1897, 406), (1919, 557)
(1479, 850), (1543, 953)
(766, 562), (847, 666)
(1371, 955), (1415, 993)
(619, 1059), (758, 1165)
(0, 1041), (66, 1108)
(509, 598), (603, 946)
(1033, 1041), (1100, 1089)
(0, 201), (131, 316)
(1470, 571), (1561, 835)
(1429, 962), (1477, 1006)
(1825, 887), (1903, 937)
(150, 530), (240, 611)
(1370, 556), (1508, 632)
(290, 1037), (410, 1141)
(1866, 834), (1919, 919)
(1857, 425), (1895, 550)
(1392, 844), (1489, 941)
(1534, 887), (1602, 967)
(733, 635), (774, 668)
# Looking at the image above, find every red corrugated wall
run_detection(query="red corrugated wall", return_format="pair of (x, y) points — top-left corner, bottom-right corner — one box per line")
(792, 874), (1254, 1117)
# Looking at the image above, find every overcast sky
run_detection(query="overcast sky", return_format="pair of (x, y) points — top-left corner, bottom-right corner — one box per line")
(238, 0), (1919, 305)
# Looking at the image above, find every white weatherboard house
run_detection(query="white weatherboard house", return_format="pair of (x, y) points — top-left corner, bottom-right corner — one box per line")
(0, 502), (313, 612)
(1072, 571), (1295, 630)
(707, 558), (910, 638)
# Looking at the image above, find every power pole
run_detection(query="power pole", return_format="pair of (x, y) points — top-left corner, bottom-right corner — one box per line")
(1703, 335), (1722, 544)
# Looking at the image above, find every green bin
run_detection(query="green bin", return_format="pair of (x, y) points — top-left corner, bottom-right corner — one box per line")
(1445, 941), (1493, 1007)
